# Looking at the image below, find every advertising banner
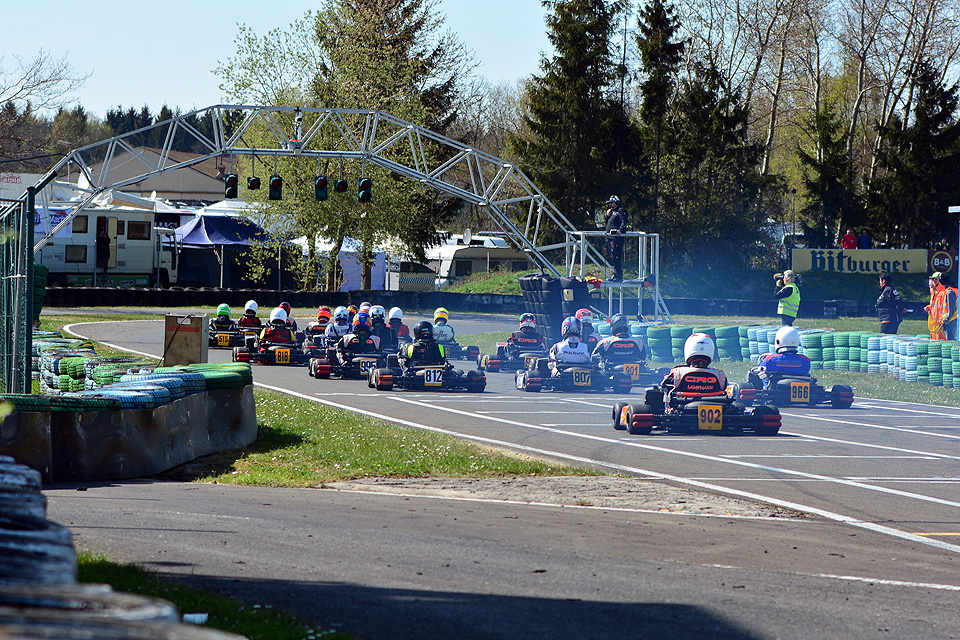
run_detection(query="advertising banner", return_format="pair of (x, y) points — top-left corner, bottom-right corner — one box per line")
(791, 249), (929, 274)
(34, 207), (73, 240)
(928, 249), (959, 274)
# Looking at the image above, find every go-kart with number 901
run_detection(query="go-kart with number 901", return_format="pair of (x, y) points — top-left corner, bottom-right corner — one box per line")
(477, 342), (547, 373)
(515, 357), (632, 394)
(369, 354), (486, 392)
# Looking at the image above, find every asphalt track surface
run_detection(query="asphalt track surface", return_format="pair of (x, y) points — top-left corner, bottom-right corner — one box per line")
(45, 313), (960, 640)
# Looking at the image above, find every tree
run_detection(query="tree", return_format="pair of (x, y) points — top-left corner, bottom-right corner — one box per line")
(636, 0), (685, 214)
(511, 0), (639, 233)
(797, 97), (863, 248)
(868, 60), (960, 248)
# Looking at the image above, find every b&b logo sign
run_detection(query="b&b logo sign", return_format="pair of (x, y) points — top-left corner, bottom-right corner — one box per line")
(930, 251), (956, 273)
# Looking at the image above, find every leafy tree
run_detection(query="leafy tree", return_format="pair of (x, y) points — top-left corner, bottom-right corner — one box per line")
(511, 0), (638, 233)
(867, 60), (960, 249)
(797, 97), (864, 249)
(635, 0), (685, 214)
(658, 62), (780, 268)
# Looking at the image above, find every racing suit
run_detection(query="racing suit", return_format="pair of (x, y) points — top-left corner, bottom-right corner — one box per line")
(580, 321), (600, 352)
(209, 316), (237, 334)
(336, 330), (381, 365)
(285, 317), (299, 332)
(404, 340), (446, 366)
(259, 324), (295, 346)
(237, 313), (262, 329)
(372, 320), (397, 352)
(547, 338), (591, 375)
(434, 321), (456, 344)
(593, 334), (646, 365)
(304, 320), (328, 337)
(325, 322), (351, 342)
(751, 351), (811, 389)
(661, 365), (727, 398)
(389, 319), (411, 343)
(506, 328), (545, 356)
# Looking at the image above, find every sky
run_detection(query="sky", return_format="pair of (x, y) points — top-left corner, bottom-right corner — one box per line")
(4, 1), (552, 119)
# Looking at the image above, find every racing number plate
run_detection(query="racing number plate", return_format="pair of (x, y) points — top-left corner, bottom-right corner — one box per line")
(572, 369), (592, 387)
(623, 363), (641, 381)
(424, 367), (443, 386)
(275, 349), (291, 364)
(217, 333), (230, 347)
(697, 405), (723, 430)
(790, 381), (811, 403)
(524, 355), (537, 368)
(359, 358), (377, 373)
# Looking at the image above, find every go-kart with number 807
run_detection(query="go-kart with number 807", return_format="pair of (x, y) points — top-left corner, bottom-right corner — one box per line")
(515, 357), (632, 393)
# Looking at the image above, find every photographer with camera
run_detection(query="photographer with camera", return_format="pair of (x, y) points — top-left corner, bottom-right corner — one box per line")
(774, 270), (801, 326)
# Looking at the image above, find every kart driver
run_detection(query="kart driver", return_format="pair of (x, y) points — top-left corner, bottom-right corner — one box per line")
(749, 326), (811, 389)
(209, 303), (237, 334)
(369, 305), (396, 351)
(433, 307), (456, 344)
(389, 307), (411, 344)
(325, 306), (352, 342)
(305, 306), (332, 338)
(593, 313), (646, 363)
(346, 305), (358, 323)
(279, 302), (298, 332)
(547, 316), (592, 375)
(237, 300), (262, 329)
(576, 309), (600, 352)
(403, 320), (446, 366)
(660, 333), (727, 396)
(507, 313), (545, 355)
(336, 312), (381, 361)
(259, 308), (296, 345)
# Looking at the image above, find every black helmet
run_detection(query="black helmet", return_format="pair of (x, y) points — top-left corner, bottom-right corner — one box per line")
(610, 313), (629, 337)
(413, 320), (434, 341)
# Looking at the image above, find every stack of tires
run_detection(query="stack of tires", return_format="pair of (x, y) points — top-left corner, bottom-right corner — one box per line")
(714, 326), (742, 361)
(800, 332), (824, 369)
(669, 325), (694, 361)
(645, 325), (673, 362)
(737, 326), (752, 360)
(519, 274), (591, 345)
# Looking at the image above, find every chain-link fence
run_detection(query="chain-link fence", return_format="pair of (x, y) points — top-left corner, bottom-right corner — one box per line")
(1, 193), (34, 393)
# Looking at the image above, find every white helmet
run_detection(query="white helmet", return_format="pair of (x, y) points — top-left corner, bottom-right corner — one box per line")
(269, 307), (287, 325)
(333, 305), (350, 325)
(684, 333), (714, 366)
(370, 305), (386, 322)
(388, 306), (403, 321)
(244, 300), (258, 314)
(775, 326), (801, 353)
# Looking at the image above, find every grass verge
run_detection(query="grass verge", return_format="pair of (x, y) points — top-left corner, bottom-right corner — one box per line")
(78, 551), (347, 640)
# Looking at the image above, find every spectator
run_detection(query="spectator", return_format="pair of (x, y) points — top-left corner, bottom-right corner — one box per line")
(774, 270), (801, 326)
(925, 272), (948, 340)
(841, 229), (857, 249)
(936, 237), (951, 251)
(876, 272), (903, 335)
(96, 230), (110, 275)
(858, 229), (872, 249)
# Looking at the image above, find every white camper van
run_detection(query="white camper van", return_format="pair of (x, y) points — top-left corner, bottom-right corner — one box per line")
(427, 233), (530, 288)
(35, 207), (181, 287)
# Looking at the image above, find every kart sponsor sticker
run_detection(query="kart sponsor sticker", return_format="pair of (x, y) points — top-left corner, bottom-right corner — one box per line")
(623, 363), (641, 381)
(424, 367), (444, 386)
(572, 369), (591, 387)
(790, 381), (811, 403)
(697, 405), (723, 430)
(619, 405), (630, 427)
(276, 349), (291, 364)
(217, 333), (231, 347)
(359, 358), (377, 373)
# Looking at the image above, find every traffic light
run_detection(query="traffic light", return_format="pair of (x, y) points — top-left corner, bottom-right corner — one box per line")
(334, 179), (348, 194)
(358, 177), (372, 202)
(269, 175), (283, 200)
(224, 173), (239, 199)
(247, 176), (261, 190)
(315, 175), (328, 201)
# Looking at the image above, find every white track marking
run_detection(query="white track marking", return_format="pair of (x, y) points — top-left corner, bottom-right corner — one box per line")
(781, 412), (960, 441)
(779, 431), (960, 459)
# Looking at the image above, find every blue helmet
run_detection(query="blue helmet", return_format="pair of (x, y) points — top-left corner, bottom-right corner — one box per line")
(561, 316), (581, 339)
(352, 311), (372, 332)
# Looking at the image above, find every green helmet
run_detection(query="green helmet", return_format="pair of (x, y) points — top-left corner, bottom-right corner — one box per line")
(217, 303), (230, 317)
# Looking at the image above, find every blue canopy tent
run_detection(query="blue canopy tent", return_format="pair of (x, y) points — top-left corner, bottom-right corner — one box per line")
(174, 214), (271, 288)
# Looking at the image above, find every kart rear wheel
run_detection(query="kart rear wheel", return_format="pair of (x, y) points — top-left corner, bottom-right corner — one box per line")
(732, 382), (756, 407)
(626, 404), (654, 435)
(520, 370), (541, 392)
(368, 369), (376, 388)
(373, 368), (394, 391)
(466, 345), (480, 360)
(752, 404), (782, 436)
(314, 358), (331, 379)
(611, 372), (633, 394)
(612, 401), (629, 430)
(465, 370), (486, 393)
(308, 358), (317, 377)
(830, 384), (854, 409)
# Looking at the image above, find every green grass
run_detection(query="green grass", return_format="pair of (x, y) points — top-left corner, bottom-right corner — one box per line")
(445, 268), (536, 294)
(78, 552), (346, 640)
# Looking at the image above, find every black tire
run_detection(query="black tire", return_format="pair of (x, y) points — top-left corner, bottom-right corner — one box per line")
(521, 370), (541, 392)
(830, 384), (854, 409)
(626, 404), (654, 435)
(753, 404), (781, 436)
(308, 358), (317, 377)
(611, 372), (633, 394)
(315, 358), (331, 380)
(373, 368), (394, 391)
(466, 370), (486, 393)
(612, 401), (628, 430)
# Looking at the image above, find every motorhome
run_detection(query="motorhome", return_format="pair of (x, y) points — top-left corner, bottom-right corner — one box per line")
(426, 233), (531, 288)
(34, 206), (181, 287)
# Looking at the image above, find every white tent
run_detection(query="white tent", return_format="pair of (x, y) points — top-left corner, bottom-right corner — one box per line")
(294, 236), (386, 291)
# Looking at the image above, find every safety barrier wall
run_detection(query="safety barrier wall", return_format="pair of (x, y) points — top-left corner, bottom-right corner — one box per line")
(42, 286), (925, 319)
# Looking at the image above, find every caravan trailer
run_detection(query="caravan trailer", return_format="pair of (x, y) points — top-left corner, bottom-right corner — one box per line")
(426, 234), (531, 288)
(35, 207), (181, 287)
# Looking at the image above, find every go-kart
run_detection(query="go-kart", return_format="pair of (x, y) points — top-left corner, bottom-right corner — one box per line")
(369, 354), (486, 392)
(309, 349), (386, 379)
(733, 373), (854, 409)
(477, 342), (547, 373)
(612, 384), (782, 436)
(233, 335), (311, 366)
(300, 330), (329, 358)
(436, 339), (480, 361)
(209, 326), (251, 349)
(515, 358), (633, 394)
(597, 357), (668, 388)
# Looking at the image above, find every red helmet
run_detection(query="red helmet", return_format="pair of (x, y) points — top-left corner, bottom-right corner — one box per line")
(575, 308), (593, 322)
(317, 306), (332, 322)
(279, 302), (292, 316)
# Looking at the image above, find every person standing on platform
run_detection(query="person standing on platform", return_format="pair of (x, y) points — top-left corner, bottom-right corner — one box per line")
(604, 195), (627, 281)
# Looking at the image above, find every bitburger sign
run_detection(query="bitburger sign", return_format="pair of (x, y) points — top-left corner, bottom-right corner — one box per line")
(791, 249), (929, 274)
